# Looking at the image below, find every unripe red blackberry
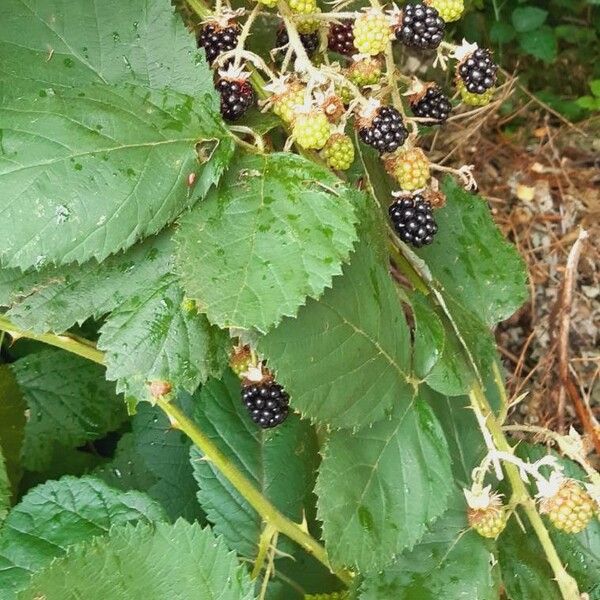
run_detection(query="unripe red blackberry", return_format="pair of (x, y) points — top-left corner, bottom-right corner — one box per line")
(385, 148), (430, 190)
(241, 381), (290, 428)
(327, 20), (356, 55)
(347, 57), (383, 88)
(457, 47), (497, 94)
(410, 84), (452, 123)
(198, 20), (241, 65)
(358, 104), (408, 155)
(389, 193), (438, 247)
(216, 68), (256, 121)
(394, 3), (445, 50)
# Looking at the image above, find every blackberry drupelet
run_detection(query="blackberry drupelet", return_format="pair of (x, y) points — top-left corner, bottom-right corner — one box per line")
(388, 194), (438, 247)
(458, 48), (497, 94)
(358, 105), (408, 154)
(216, 77), (255, 121)
(410, 85), (452, 123)
(276, 27), (320, 57)
(198, 22), (240, 65)
(327, 20), (356, 55)
(395, 3), (445, 50)
(242, 381), (290, 428)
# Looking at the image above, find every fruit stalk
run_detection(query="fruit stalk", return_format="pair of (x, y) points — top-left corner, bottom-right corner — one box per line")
(0, 316), (353, 587)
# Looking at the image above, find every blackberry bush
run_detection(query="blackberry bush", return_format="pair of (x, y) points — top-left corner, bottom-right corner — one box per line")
(0, 1), (596, 600)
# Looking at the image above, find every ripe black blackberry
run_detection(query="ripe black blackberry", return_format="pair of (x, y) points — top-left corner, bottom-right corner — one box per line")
(395, 3), (445, 50)
(389, 194), (438, 247)
(216, 76), (255, 121)
(276, 26), (319, 57)
(242, 381), (290, 428)
(458, 48), (497, 94)
(198, 21), (241, 65)
(410, 85), (452, 123)
(358, 105), (408, 154)
(327, 20), (356, 55)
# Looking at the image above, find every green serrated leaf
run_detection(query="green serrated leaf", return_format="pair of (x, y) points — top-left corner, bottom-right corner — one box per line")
(3, 232), (174, 333)
(0, 0), (215, 101)
(490, 21), (516, 44)
(0, 366), (26, 495)
(518, 26), (558, 63)
(0, 476), (166, 600)
(18, 520), (254, 600)
(359, 489), (498, 599)
(511, 6), (548, 33)
(176, 152), (359, 333)
(190, 371), (319, 558)
(259, 236), (412, 429)
(98, 274), (227, 402)
(10, 349), (125, 471)
(315, 397), (453, 572)
(0, 84), (234, 269)
(417, 178), (528, 327)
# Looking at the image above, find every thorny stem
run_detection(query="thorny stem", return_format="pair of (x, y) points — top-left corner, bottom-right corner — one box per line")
(469, 383), (581, 600)
(0, 317), (353, 588)
(251, 523), (278, 579)
(0, 317), (104, 364)
(502, 424), (600, 486)
(383, 43), (402, 111)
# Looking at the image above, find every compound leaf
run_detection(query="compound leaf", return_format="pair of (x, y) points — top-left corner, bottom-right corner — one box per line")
(98, 275), (227, 402)
(18, 521), (254, 600)
(10, 349), (126, 471)
(0, 0), (215, 100)
(315, 397), (452, 572)
(3, 232), (174, 333)
(0, 84), (234, 269)
(0, 476), (166, 600)
(259, 237), (412, 429)
(176, 152), (359, 333)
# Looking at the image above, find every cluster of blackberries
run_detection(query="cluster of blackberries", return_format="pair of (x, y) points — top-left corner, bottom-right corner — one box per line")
(198, 21), (256, 122)
(410, 86), (452, 123)
(395, 3), (445, 50)
(241, 381), (290, 429)
(389, 194), (438, 247)
(359, 106), (408, 154)
(458, 48), (497, 94)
